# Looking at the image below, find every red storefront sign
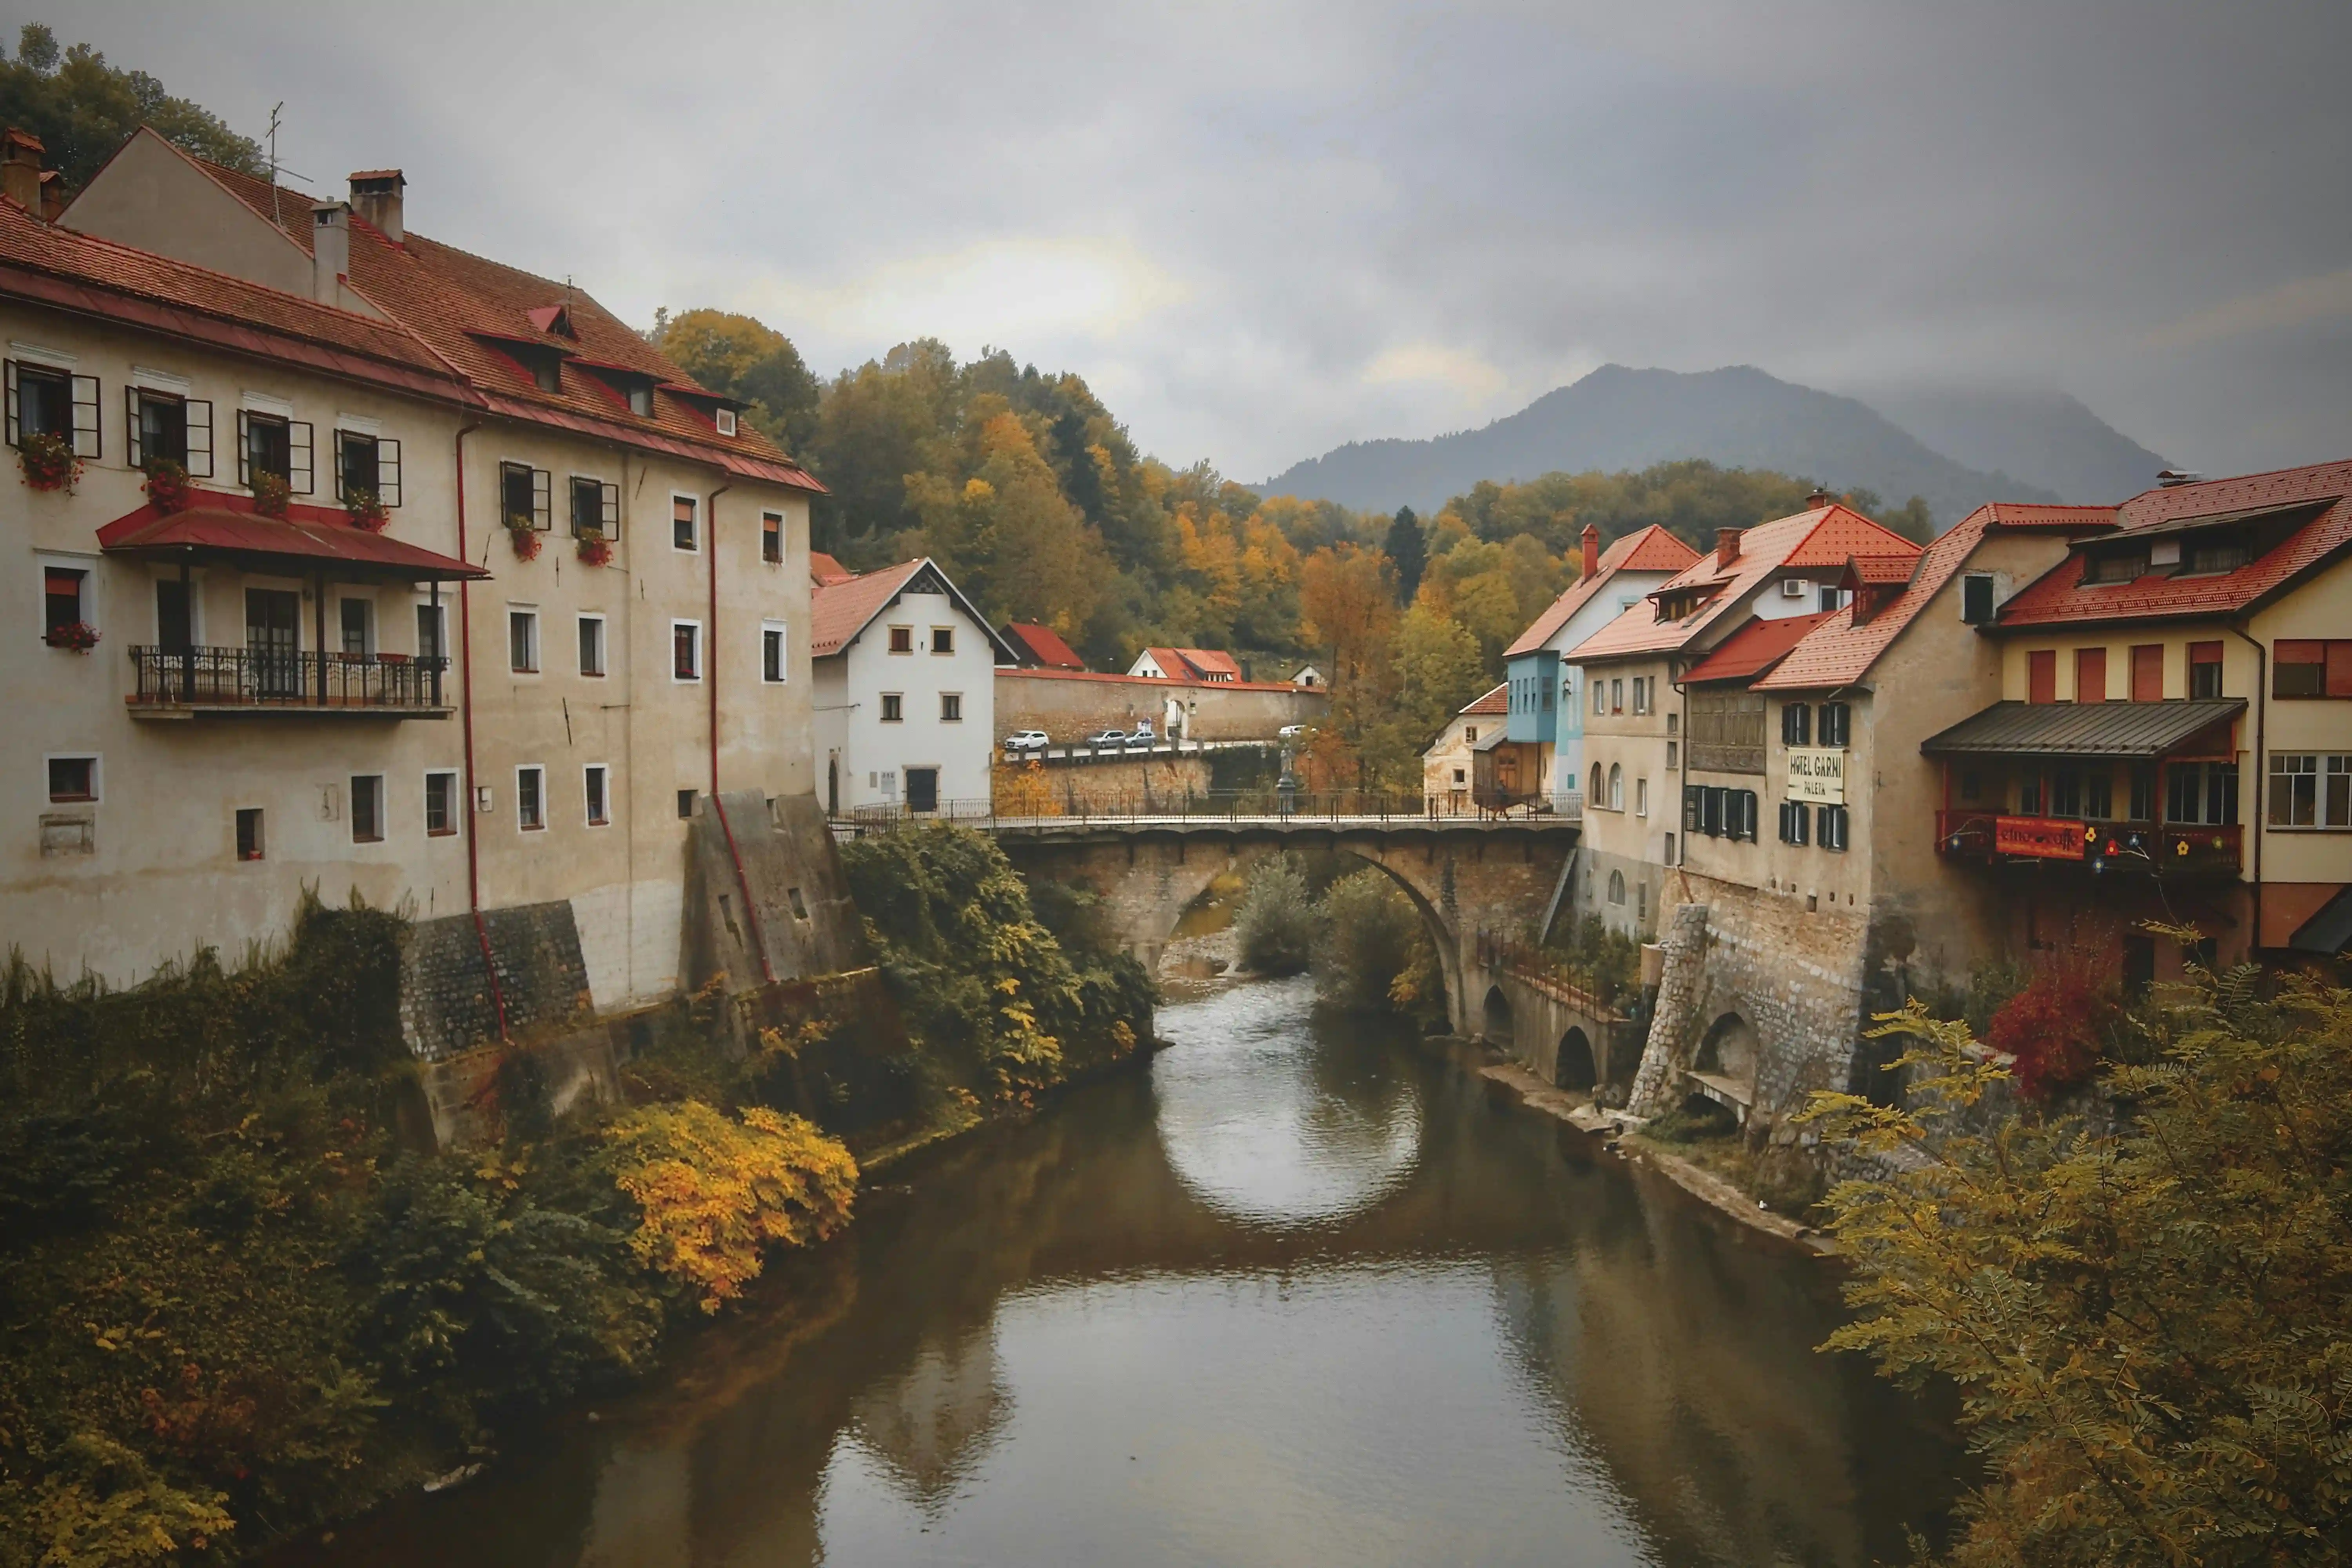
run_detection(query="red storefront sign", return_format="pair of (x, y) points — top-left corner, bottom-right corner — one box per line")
(1995, 815), (2090, 860)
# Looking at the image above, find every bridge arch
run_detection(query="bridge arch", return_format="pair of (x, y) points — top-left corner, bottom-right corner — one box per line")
(1697, 1012), (1759, 1093)
(1480, 985), (1514, 1044)
(1556, 1026), (1596, 1090)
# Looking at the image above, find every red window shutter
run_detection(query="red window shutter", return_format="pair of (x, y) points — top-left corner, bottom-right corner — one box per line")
(2028, 650), (2057, 704)
(2130, 644), (2164, 702)
(2328, 641), (2352, 698)
(2277, 639), (2323, 666)
(2075, 648), (2106, 703)
(2189, 640), (2222, 669)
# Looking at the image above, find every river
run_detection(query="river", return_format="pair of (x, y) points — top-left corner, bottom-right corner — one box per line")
(289, 975), (1963, 1567)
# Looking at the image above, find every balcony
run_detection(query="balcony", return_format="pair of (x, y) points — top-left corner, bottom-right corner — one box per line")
(127, 645), (453, 718)
(1935, 811), (2241, 877)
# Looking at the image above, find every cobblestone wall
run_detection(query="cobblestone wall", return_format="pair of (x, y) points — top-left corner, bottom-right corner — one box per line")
(399, 900), (595, 1062)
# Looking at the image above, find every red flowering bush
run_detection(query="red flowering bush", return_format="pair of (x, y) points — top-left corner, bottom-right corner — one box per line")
(251, 472), (292, 518)
(44, 620), (100, 653)
(508, 522), (543, 561)
(1985, 964), (2120, 1099)
(343, 485), (390, 532)
(18, 430), (82, 492)
(143, 458), (192, 514)
(575, 529), (613, 567)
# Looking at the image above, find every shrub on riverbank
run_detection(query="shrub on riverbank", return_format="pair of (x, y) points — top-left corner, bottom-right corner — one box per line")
(1313, 869), (1444, 1022)
(1806, 951), (2352, 1564)
(840, 824), (1153, 1105)
(1233, 855), (1314, 975)
(0, 895), (859, 1564)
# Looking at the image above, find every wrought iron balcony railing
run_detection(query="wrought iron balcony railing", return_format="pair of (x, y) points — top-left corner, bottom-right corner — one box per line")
(127, 644), (452, 714)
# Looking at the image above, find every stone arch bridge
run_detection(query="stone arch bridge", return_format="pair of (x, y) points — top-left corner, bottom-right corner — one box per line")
(988, 815), (1577, 1034)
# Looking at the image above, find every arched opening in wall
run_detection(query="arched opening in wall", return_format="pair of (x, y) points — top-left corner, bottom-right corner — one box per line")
(1556, 1026), (1596, 1090)
(1695, 1011), (1760, 1096)
(1608, 763), (1623, 811)
(1481, 984), (1514, 1044)
(1607, 869), (1626, 906)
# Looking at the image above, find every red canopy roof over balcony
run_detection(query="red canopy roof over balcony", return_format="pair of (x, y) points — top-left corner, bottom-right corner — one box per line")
(97, 494), (488, 582)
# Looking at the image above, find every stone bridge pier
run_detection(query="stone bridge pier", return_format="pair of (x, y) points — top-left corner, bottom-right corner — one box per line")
(991, 820), (1575, 1034)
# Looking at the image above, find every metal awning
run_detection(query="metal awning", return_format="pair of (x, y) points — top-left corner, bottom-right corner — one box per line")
(1920, 697), (2244, 758)
(2291, 886), (2352, 955)
(97, 503), (488, 583)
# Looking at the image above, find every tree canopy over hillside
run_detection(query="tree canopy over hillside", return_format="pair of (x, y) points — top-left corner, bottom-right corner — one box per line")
(0, 23), (262, 190)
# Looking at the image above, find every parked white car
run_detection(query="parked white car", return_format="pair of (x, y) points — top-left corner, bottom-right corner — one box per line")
(1003, 730), (1050, 752)
(1278, 723), (1308, 739)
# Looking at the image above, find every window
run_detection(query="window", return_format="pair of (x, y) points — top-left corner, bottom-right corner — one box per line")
(2084, 550), (2146, 584)
(2189, 641), (2223, 699)
(578, 615), (605, 677)
(235, 807), (264, 862)
(880, 693), (904, 722)
(941, 692), (963, 722)
(2085, 771), (2113, 820)
(672, 495), (699, 551)
(2130, 764), (2157, 822)
(516, 766), (545, 831)
(156, 579), (192, 653)
(1607, 764), (1623, 811)
(570, 475), (618, 539)
(416, 603), (446, 662)
(1735, 789), (1759, 841)
(628, 385), (654, 418)
(2130, 644), (2164, 702)
(716, 407), (738, 437)
(237, 410), (311, 492)
(1610, 678), (1623, 714)
(1818, 702), (1850, 748)
(46, 755), (96, 802)
(1960, 769), (1982, 802)
(2269, 754), (2352, 829)
(1636, 777), (1648, 817)
(1452, 768), (1466, 786)
(1464, 726), (1478, 745)
(7, 360), (75, 445)
(1666, 740), (1679, 770)
(672, 621), (701, 681)
(2075, 648), (2107, 704)
(425, 771), (458, 836)
(127, 388), (212, 475)
(1607, 869), (1626, 905)
(42, 564), (87, 639)
(677, 789), (697, 819)
(339, 597), (372, 656)
(2049, 768), (2082, 818)
(889, 626), (914, 654)
(2019, 774), (2042, 814)
(2185, 537), (2248, 575)
(2274, 641), (2352, 699)
(762, 512), (783, 564)
(2167, 761), (2238, 826)
(1818, 804), (1850, 851)
(334, 430), (399, 505)
(931, 626), (955, 654)
(1593, 679), (1606, 715)
(1961, 573), (1994, 624)
(1687, 690), (1767, 773)
(350, 774), (383, 842)
(1684, 784), (1702, 832)
(1592, 764), (1605, 804)
(2028, 650), (2057, 704)
(1819, 584), (1844, 613)
(1664, 832), (1675, 864)
(762, 622), (787, 683)
(1779, 799), (1811, 844)
(1541, 677), (1553, 711)
(509, 608), (539, 673)
(1781, 702), (1811, 747)
(584, 765), (610, 827)
(500, 461), (551, 529)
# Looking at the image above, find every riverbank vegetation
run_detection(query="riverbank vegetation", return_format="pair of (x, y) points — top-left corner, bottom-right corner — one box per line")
(1807, 954), (2352, 1564)
(1232, 855), (1315, 975)
(1314, 869), (1446, 1024)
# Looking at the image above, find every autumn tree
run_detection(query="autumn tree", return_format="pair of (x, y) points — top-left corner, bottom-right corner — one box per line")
(0, 24), (261, 191)
(650, 308), (822, 457)
(1299, 541), (1398, 690)
(1805, 958), (2352, 1565)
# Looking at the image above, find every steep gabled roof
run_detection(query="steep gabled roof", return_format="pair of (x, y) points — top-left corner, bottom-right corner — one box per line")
(1459, 682), (1509, 717)
(1571, 505), (1920, 664)
(810, 559), (1018, 662)
(1000, 621), (1086, 670)
(1504, 525), (1701, 657)
(1682, 611), (1837, 684)
(1991, 461), (2352, 629)
(1175, 648), (1242, 679)
(808, 551), (856, 585)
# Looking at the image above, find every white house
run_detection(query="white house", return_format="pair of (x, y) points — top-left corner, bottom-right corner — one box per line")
(1290, 664), (1325, 689)
(1129, 646), (1240, 682)
(812, 559), (1014, 815)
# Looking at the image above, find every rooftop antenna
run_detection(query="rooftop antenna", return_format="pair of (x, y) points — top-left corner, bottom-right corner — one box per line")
(265, 102), (284, 229)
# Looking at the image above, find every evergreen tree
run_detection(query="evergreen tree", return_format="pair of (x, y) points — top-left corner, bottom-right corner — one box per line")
(1384, 505), (1427, 603)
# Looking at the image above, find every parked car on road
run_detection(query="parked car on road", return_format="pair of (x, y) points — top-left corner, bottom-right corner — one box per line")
(1004, 730), (1050, 752)
(1085, 729), (1128, 748)
(1127, 721), (1155, 744)
(1278, 723), (1308, 739)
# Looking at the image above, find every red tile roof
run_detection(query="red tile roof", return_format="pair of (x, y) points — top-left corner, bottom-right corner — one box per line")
(1139, 646), (1243, 680)
(97, 493), (488, 579)
(1991, 460), (2352, 629)
(1571, 505), (1920, 663)
(808, 551), (855, 585)
(1843, 554), (1919, 586)
(1000, 667), (1312, 695)
(810, 559), (926, 657)
(1503, 524), (1701, 657)
(116, 133), (820, 492)
(1001, 621), (1086, 670)
(1682, 611), (1838, 684)
(1459, 682), (1509, 716)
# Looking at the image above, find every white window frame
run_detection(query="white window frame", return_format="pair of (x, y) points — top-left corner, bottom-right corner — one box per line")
(583, 762), (612, 828)
(37, 550), (100, 639)
(671, 492), (701, 553)
(350, 772), (387, 843)
(715, 407), (738, 437)
(515, 764), (547, 832)
(1636, 777), (1648, 817)
(671, 619), (703, 682)
(44, 751), (101, 804)
(337, 594), (376, 658)
(760, 510), (785, 564)
(507, 604), (541, 675)
(577, 612), (607, 678)
(2269, 753), (2352, 831)
(760, 619), (788, 684)
(423, 769), (460, 837)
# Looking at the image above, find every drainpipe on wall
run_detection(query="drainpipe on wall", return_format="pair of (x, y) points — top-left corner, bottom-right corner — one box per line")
(705, 481), (777, 985)
(2225, 623), (2267, 951)
(453, 421), (508, 1038)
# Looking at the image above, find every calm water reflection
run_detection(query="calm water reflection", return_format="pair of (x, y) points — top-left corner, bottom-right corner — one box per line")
(289, 975), (1960, 1568)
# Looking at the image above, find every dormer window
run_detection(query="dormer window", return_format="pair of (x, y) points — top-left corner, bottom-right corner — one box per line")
(716, 408), (737, 437)
(628, 384), (653, 417)
(2083, 550), (2146, 585)
(526, 304), (576, 339)
(2185, 537), (2248, 575)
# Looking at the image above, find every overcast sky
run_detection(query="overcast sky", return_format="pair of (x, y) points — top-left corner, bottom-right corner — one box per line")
(38, 1), (2352, 481)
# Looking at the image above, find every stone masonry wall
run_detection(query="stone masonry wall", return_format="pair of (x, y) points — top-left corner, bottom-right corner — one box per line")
(998, 670), (1325, 743)
(399, 900), (595, 1062)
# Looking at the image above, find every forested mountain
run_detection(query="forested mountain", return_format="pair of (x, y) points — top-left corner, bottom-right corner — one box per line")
(1258, 364), (2064, 526)
(1857, 383), (2170, 504)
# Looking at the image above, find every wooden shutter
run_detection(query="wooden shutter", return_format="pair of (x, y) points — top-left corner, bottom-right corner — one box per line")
(532, 467), (552, 529)
(290, 421), (313, 493)
(236, 410), (250, 486)
(2130, 644), (2163, 702)
(2075, 647), (2106, 703)
(2029, 649), (2057, 704)
(2328, 641), (2352, 699)
(377, 438), (401, 506)
(125, 386), (143, 467)
(600, 482), (619, 535)
(185, 401), (212, 478)
(70, 374), (98, 458)
(2, 360), (15, 445)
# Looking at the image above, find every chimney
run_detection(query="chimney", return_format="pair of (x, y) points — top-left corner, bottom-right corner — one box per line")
(348, 169), (405, 243)
(310, 201), (350, 305)
(1716, 526), (1743, 565)
(36, 170), (61, 222)
(1580, 522), (1600, 578)
(1, 127), (45, 213)
(2156, 469), (2201, 488)
(1805, 488), (1837, 511)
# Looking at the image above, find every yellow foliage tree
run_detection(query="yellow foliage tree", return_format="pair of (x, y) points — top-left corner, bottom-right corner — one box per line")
(602, 1102), (858, 1314)
(992, 758), (1061, 817)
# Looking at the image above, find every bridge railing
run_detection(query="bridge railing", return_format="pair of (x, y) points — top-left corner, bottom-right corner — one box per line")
(831, 788), (1575, 833)
(1475, 927), (1636, 1021)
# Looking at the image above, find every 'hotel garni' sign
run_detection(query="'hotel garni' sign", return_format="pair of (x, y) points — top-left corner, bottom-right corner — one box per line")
(1785, 746), (1846, 804)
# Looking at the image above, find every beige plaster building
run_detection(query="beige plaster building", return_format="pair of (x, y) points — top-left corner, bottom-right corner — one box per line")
(1422, 682), (1506, 813)
(7, 129), (821, 1034)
